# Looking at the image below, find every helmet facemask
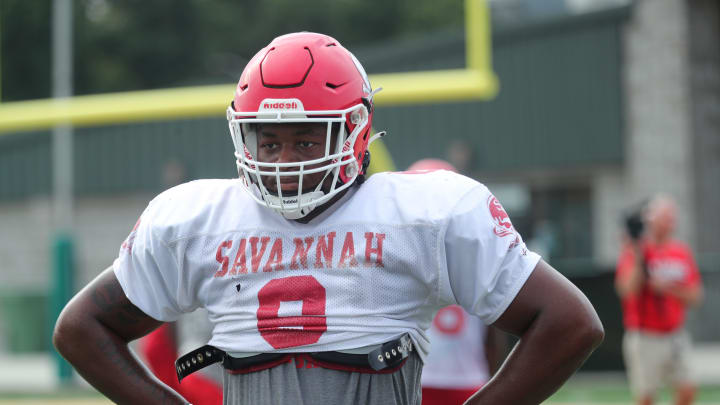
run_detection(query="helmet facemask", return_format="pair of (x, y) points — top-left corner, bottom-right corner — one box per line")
(228, 103), (370, 220)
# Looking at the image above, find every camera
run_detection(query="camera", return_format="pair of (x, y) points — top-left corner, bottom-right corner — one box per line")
(624, 211), (645, 240)
(623, 200), (648, 240)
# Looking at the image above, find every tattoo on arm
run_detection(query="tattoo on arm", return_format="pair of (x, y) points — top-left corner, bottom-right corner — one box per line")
(61, 268), (180, 404)
(86, 268), (162, 341)
(90, 283), (147, 325)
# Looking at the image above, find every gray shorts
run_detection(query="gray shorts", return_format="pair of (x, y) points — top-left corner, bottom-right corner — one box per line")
(222, 351), (423, 405)
(622, 329), (695, 397)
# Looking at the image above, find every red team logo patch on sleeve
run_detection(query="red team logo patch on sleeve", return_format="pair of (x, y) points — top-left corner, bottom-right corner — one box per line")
(121, 217), (141, 253)
(487, 195), (515, 238)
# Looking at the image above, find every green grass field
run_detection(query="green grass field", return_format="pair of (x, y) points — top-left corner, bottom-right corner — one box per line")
(1, 383), (720, 404)
(549, 382), (720, 404)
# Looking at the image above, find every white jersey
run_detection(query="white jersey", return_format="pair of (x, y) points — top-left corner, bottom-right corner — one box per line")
(421, 306), (489, 389)
(113, 170), (540, 360)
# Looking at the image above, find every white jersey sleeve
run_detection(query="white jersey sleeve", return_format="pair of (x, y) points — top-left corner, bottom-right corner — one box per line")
(113, 192), (193, 322)
(442, 184), (541, 324)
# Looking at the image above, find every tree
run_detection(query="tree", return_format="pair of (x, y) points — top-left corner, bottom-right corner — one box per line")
(1, 0), (464, 101)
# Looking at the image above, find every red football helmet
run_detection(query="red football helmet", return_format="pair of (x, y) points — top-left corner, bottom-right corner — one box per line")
(227, 32), (379, 219)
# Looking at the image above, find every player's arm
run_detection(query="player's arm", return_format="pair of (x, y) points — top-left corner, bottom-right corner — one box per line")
(661, 282), (703, 306)
(53, 267), (189, 405)
(466, 260), (604, 405)
(648, 277), (703, 307)
(483, 326), (507, 377)
(614, 242), (645, 297)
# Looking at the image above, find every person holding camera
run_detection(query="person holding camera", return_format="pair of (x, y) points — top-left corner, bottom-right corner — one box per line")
(615, 195), (704, 405)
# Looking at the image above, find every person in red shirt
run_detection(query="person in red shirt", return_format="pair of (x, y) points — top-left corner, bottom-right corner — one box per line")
(139, 319), (222, 405)
(615, 195), (703, 405)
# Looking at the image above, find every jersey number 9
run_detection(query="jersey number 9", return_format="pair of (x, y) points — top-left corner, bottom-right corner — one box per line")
(257, 275), (328, 349)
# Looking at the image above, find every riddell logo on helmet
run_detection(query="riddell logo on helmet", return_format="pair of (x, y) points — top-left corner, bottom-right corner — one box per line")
(263, 101), (297, 109)
(259, 99), (304, 111)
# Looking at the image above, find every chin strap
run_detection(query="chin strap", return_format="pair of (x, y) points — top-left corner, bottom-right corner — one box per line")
(264, 191), (325, 220)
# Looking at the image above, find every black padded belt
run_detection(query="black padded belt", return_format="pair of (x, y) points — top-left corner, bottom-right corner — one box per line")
(175, 333), (413, 383)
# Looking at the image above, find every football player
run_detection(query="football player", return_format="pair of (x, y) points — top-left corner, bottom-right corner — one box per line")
(54, 32), (603, 405)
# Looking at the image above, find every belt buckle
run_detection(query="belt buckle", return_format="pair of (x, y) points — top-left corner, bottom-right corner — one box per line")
(176, 345), (224, 383)
(367, 334), (412, 371)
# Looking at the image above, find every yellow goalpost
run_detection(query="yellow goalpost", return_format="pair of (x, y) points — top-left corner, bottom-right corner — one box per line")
(0, 0), (496, 135)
